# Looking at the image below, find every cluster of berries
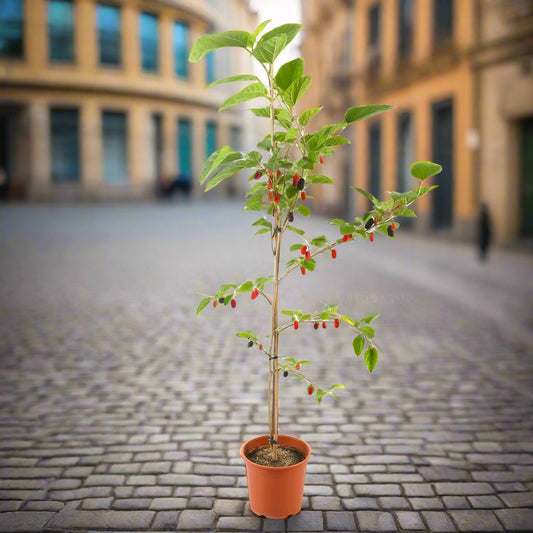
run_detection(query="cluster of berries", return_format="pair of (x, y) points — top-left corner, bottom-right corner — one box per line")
(365, 217), (396, 242)
(213, 287), (261, 309)
(295, 317), (341, 330)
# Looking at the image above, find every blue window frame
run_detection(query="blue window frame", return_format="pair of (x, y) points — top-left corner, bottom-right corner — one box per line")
(206, 51), (216, 84)
(0, 0), (24, 58)
(50, 108), (80, 183)
(398, 0), (413, 60)
(178, 118), (192, 178)
(48, 0), (74, 63)
(97, 3), (121, 66)
(206, 121), (217, 158)
(140, 12), (158, 72)
(174, 21), (189, 78)
(368, 121), (381, 205)
(102, 111), (128, 183)
(433, 0), (453, 45)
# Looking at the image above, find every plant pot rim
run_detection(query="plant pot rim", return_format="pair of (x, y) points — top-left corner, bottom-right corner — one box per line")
(240, 434), (312, 472)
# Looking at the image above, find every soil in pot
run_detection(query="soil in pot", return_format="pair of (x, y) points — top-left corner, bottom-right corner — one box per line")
(247, 445), (305, 467)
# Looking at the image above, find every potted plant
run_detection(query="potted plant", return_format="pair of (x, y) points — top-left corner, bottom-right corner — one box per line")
(190, 21), (442, 519)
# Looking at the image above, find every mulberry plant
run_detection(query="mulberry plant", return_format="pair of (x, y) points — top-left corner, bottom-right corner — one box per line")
(191, 21), (442, 463)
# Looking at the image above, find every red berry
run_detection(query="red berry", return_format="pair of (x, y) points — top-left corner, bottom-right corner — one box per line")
(391, 222), (396, 231)
(251, 288), (258, 300)
(231, 298), (236, 308)
(334, 318), (340, 328)
(300, 245), (307, 255)
(268, 191), (273, 201)
(274, 193), (280, 203)
(307, 385), (314, 395)
(294, 320), (299, 330)
(276, 170), (281, 179)
(293, 173), (299, 187)
(300, 267), (306, 275)
(322, 321), (327, 329)
(331, 249), (337, 259)
(369, 233), (374, 243)
(301, 191), (307, 201)
(314, 322), (319, 330)
(259, 344), (262, 350)
(295, 363), (301, 370)
(305, 251), (311, 261)
(213, 300), (217, 308)
(267, 179), (272, 190)
(254, 170), (262, 180)
(319, 155), (324, 164)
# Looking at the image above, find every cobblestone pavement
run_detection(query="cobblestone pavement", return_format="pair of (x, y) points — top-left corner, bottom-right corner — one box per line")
(0, 202), (532, 532)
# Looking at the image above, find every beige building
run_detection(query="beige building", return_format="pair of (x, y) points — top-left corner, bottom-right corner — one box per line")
(0, 0), (257, 201)
(301, 0), (533, 245)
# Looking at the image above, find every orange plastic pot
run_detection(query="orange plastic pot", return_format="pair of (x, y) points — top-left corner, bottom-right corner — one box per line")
(240, 434), (312, 519)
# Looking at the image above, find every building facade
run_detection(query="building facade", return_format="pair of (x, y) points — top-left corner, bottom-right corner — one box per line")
(301, 0), (533, 245)
(0, 0), (257, 201)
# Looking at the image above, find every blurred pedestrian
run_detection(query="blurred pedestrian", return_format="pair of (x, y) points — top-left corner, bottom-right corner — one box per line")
(478, 203), (492, 261)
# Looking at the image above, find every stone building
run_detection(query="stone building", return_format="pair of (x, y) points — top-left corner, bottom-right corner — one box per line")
(0, 0), (257, 200)
(300, 0), (533, 245)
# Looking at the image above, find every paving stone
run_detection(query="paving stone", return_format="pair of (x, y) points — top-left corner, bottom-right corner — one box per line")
(81, 497), (113, 510)
(310, 496), (342, 510)
(287, 510), (324, 531)
(0, 511), (55, 531)
(48, 510), (155, 529)
(422, 511), (457, 532)
(395, 511), (425, 530)
(134, 485), (172, 497)
(188, 496), (213, 509)
(343, 497), (380, 510)
(356, 510), (396, 531)
(263, 517), (286, 531)
(177, 509), (217, 530)
(411, 497), (445, 510)
(371, 473), (423, 483)
(114, 486), (135, 498)
(378, 496), (411, 509)
(0, 489), (45, 500)
(217, 516), (262, 530)
(498, 491), (533, 507)
(449, 510), (503, 531)
(434, 482), (494, 495)
(47, 478), (81, 490)
(0, 500), (22, 511)
(126, 474), (157, 485)
(495, 508), (533, 531)
(468, 495), (504, 508)
(403, 483), (435, 497)
(304, 485), (334, 496)
(23, 500), (64, 511)
(354, 484), (402, 496)
(0, 467), (62, 478)
(159, 474), (208, 486)
(151, 510), (181, 530)
(149, 497), (187, 510)
(112, 498), (152, 510)
(213, 498), (245, 515)
(443, 496), (470, 509)
(140, 462), (172, 474)
(325, 510), (356, 531)
(419, 467), (471, 481)
(85, 474), (125, 486)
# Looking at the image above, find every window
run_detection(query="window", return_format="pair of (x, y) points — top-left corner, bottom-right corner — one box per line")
(97, 3), (121, 66)
(206, 51), (216, 84)
(140, 12), (159, 72)
(433, 0), (453, 45)
(50, 109), (80, 183)
(367, 3), (381, 78)
(48, 0), (74, 63)
(230, 125), (242, 152)
(178, 118), (192, 177)
(368, 121), (381, 203)
(206, 121), (217, 158)
(174, 21), (189, 78)
(102, 111), (128, 183)
(397, 111), (413, 193)
(398, 0), (413, 61)
(0, 0), (23, 58)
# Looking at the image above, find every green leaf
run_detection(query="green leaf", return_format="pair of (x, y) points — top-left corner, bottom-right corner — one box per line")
(196, 297), (212, 315)
(289, 243), (303, 252)
(219, 82), (267, 111)
(288, 225), (305, 236)
(417, 185), (439, 196)
(199, 146), (238, 184)
(326, 136), (350, 146)
(252, 217), (271, 228)
(253, 34), (287, 63)
(410, 161), (443, 181)
(257, 137), (271, 151)
(345, 104), (393, 124)
(361, 312), (379, 324)
(283, 75), (312, 106)
(301, 258), (316, 271)
(253, 19), (271, 41)
(330, 384), (345, 390)
(255, 227), (270, 235)
(207, 73), (259, 88)
(255, 23), (302, 53)
(310, 235), (327, 247)
(340, 223), (355, 235)
(297, 205), (310, 216)
(299, 107), (322, 126)
(251, 107), (271, 118)
(396, 208), (417, 217)
(205, 159), (256, 191)
(244, 193), (264, 211)
(236, 330), (259, 342)
(237, 281), (254, 293)
(307, 174), (334, 185)
(352, 335), (364, 356)
(364, 346), (378, 372)
(352, 186), (379, 206)
(189, 30), (253, 62)
(359, 325), (375, 338)
(275, 58), (304, 91)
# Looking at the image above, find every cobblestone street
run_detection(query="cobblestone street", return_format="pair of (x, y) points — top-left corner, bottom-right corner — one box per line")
(0, 202), (532, 532)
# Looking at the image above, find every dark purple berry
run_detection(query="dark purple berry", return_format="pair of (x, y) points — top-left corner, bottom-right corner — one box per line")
(365, 217), (374, 230)
(248, 340), (253, 348)
(297, 178), (305, 190)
